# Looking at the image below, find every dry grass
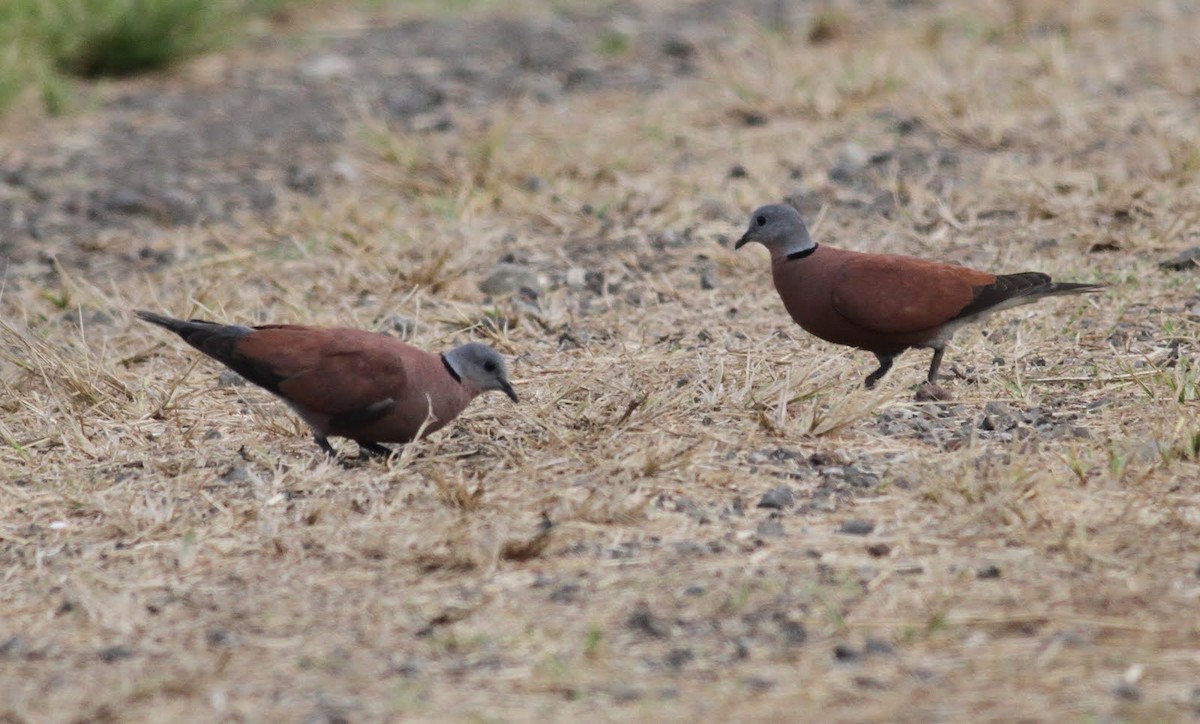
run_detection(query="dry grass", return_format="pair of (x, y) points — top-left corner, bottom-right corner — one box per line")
(3, 0), (1200, 720)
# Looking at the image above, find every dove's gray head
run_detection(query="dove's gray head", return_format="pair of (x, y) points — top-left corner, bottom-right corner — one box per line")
(734, 204), (817, 258)
(444, 342), (518, 401)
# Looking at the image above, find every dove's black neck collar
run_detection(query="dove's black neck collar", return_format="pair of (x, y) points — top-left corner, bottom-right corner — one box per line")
(785, 244), (819, 261)
(441, 354), (462, 383)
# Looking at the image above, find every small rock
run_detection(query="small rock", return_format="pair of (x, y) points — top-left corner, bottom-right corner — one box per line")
(205, 627), (237, 647)
(480, 263), (543, 297)
(735, 109), (768, 127)
(683, 585), (706, 597)
(976, 564), (1002, 579)
(330, 158), (360, 184)
(299, 54), (354, 82)
(842, 467), (878, 488)
(834, 643), (860, 661)
(220, 466), (251, 484)
(673, 497), (703, 517)
(608, 685), (642, 703)
(584, 270), (606, 295)
(218, 369), (247, 387)
(829, 143), (869, 183)
(105, 188), (151, 215)
(627, 605), (669, 638)
(550, 584), (579, 603)
(839, 519), (875, 536)
(521, 175), (544, 192)
(742, 676), (775, 693)
(1160, 247), (1200, 270)
(247, 185), (276, 212)
(866, 542), (891, 557)
(757, 486), (795, 510)
(756, 518), (785, 538)
(382, 86), (444, 117)
(0, 635), (24, 658)
(776, 618), (807, 646)
(1112, 680), (1141, 701)
(564, 267), (588, 290)
(285, 165), (321, 195)
(664, 648), (693, 670)
(699, 264), (719, 290)
(563, 66), (600, 90)
(727, 164), (748, 179)
(98, 645), (133, 662)
(661, 34), (695, 59)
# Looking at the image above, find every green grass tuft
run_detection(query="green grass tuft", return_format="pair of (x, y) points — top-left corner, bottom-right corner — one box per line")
(0, 0), (299, 115)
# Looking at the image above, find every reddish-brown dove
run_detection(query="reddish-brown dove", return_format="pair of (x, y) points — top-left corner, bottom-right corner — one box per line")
(135, 310), (518, 457)
(734, 204), (1102, 388)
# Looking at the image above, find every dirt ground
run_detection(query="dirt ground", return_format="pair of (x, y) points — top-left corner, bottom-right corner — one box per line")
(3, 0), (1200, 720)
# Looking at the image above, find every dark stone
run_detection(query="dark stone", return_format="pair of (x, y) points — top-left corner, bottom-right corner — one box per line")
(205, 627), (237, 647)
(98, 645), (133, 662)
(220, 466), (251, 484)
(757, 486), (795, 510)
(0, 635), (24, 658)
(627, 605), (669, 638)
(842, 467), (879, 488)
(217, 369), (248, 387)
(382, 86), (444, 117)
(661, 35), (695, 59)
(742, 676), (775, 693)
(665, 648), (694, 670)
(1156, 249), (1200, 271)
(285, 165), (322, 195)
(866, 542), (891, 557)
(550, 584), (580, 603)
(774, 615), (807, 646)
(897, 118), (921, 137)
(736, 109), (768, 126)
(834, 643), (860, 661)
(1112, 681), (1141, 701)
(839, 519), (875, 536)
(977, 564), (1002, 579)
(1160, 247), (1200, 270)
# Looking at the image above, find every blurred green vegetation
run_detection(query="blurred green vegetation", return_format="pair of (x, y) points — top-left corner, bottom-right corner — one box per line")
(0, 0), (297, 115)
